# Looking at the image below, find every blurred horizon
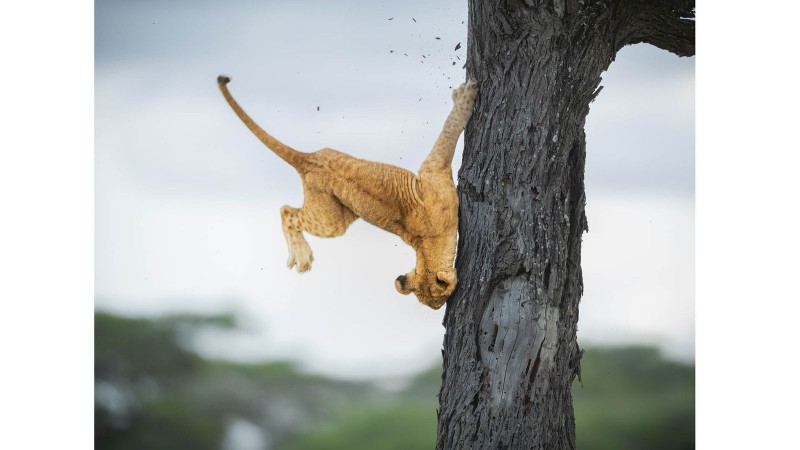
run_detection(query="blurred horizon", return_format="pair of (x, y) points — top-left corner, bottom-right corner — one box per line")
(95, 310), (695, 450)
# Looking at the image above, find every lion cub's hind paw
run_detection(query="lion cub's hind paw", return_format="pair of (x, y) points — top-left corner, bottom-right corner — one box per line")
(287, 241), (314, 273)
(296, 258), (312, 273)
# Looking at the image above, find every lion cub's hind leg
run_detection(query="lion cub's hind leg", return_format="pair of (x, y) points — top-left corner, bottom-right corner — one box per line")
(281, 205), (314, 272)
(280, 188), (357, 273)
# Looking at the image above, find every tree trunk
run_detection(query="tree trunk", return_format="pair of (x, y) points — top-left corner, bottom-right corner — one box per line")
(436, 1), (694, 449)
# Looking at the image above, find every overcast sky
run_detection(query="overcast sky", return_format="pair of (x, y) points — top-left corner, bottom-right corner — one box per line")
(95, 0), (694, 380)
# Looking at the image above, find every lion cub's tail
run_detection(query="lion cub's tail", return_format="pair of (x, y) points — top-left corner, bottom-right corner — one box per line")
(217, 75), (309, 170)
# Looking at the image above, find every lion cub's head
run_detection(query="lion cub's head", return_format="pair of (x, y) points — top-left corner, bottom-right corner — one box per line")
(394, 269), (457, 310)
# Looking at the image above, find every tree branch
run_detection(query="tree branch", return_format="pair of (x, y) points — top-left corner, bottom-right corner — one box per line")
(616, 0), (695, 57)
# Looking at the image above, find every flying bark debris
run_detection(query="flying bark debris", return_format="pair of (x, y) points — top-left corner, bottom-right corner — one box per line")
(412, 17), (416, 22)
(316, 106), (319, 111)
(436, 37), (441, 40)
(454, 42), (461, 51)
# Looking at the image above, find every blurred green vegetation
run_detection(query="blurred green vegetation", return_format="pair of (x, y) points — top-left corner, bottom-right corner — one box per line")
(573, 346), (694, 450)
(95, 311), (693, 449)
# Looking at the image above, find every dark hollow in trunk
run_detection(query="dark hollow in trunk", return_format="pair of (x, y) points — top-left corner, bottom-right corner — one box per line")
(436, 1), (694, 448)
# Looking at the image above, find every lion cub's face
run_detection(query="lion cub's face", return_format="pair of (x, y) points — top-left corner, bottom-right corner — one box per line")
(394, 269), (457, 310)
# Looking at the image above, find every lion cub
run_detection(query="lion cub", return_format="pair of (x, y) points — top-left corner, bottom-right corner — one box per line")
(218, 76), (477, 309)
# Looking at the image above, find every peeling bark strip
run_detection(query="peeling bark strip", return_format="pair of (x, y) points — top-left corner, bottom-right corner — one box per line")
(436, 1), (694, 449)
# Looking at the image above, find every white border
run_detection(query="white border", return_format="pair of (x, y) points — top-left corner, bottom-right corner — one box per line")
(697, 2), (800, 448)
(0, 1), (94, 448)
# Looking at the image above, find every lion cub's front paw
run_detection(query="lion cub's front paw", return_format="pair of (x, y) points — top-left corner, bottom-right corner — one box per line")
(452, 78), (478, 107)
(453, 80), (478, 118)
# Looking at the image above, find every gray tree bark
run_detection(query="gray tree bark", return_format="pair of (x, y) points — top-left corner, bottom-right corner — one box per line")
(436, 1), (694, 449)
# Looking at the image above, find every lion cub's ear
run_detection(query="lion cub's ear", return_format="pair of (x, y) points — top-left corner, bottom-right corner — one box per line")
(436, 270), (456, 289)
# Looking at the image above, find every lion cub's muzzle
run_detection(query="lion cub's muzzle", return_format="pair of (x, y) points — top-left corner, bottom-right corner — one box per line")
(395, 275), (410, 294)
(394, 272), (454, 310)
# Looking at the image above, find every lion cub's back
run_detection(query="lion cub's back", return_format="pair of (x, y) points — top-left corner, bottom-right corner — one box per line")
(307, 148), (419, 229)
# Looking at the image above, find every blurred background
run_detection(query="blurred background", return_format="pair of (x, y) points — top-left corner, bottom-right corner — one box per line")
(95, 0), (694, 448)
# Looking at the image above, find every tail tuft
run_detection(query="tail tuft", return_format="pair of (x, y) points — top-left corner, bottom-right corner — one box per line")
(217, 75), (231, 85)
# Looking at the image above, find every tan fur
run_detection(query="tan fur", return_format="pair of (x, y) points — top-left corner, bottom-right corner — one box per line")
(217, 75), (477, 309)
